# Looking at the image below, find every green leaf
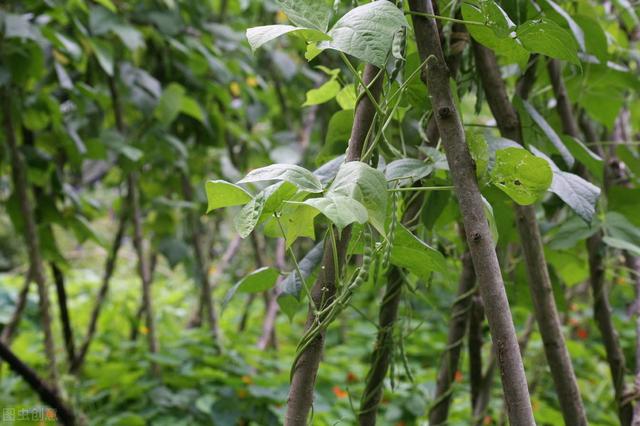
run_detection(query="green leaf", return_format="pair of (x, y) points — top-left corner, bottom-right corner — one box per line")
(574, 14), (608, 63)
(205, 180), (252, 212)
(301, 194), (368, 230)
(90, 38), (114, 76)
(490, 147), (553, 205)
(328, 161), (388, 234)
(520, 99), (574, 167)
(548, 216), (600, 250)
(236, 267), (280, 293)
(563, 136), (604, 182)
(531, 147), (600, 223)
(238, 164), (323, 193)
(234, 182), (297, 238)
(336, 84), (357, 110)
(94, 0), (117, 12)
(180, 96), (205, 123)
(318, 1), (407, 67)
(390, 224), (446, 279)
(318, 110), (353, 164)
(385, 159), (433, 186)
(303, 78), (341, 106)
(616, 145), (640, 178)
(222, 267), (280, 312)
(461, 1), (528, 67)
(3, 13), (40, 41)
(517, 18), (579, 65)
(602, 236), (640, 256)
(482, 196), (499, 245)
(277, 243), (324, 320)
(604, 212), (640, 252)
(264, 202), (318, 247)
(245, 25), (329, 51)
(154, 83), (185, 125)
(537, 0), (585, 51)
(275, 0), (332, 31)
(467, 130), (489, 181)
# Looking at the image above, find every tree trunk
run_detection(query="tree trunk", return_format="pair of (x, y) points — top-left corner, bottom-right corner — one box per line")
(547, 58), (633, 425)
(408, 2), (535, 424)
(51, 263), (76, 366)
(71, 207), (128, 373)
(284, 64), (384, 426)
(3, 88), (61, 395)
(472, 43), (587, 425)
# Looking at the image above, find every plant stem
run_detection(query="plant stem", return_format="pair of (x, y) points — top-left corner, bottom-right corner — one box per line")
(285, 63), (384, 426)
(405, 10), (485, 26)
(0, 340), (76, 425)
(3, 87), (62, 395)
(408, 2), (535, 424)
(546, 57), (631, 425)
(72, 207), (128, 373)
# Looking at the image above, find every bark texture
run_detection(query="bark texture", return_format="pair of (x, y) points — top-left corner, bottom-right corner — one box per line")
(284, 64), (383, 426)
(408, 2), (534, 424)
(473, 43), (587, 425)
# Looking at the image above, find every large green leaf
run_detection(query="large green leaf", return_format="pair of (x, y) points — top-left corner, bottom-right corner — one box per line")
(234, 182), (296, 238)
(517, 18), (579, 65)
(303, 78), (341, 106)
(519, 99), (574, 167)
(245, 25), (329, 51)
(205, 180), (252, 212)
(318, 110), (353, 164)
(275, 0), (332, 31)
(277, 242), (324, 320)
(263, 202), (318, 247)
(531, 147), (600, 223)
(328, 161), (388, 233)
(390, 224), (446, 279)
(90, 38), (115, 76)
(563, 136), (604, 182)
(461, 1), (528, 67)
(318, 1), (407, 67)
(537, 0), (585, 51)
(490, 147), (553, 205)
(222, 267), (280, 312)
(574, 14), (608, 63)
(604, 212), (640, 253)
(301, 194), (368, 230)
(238, 164), (323, 193)
(385, 159), (433, 186)
(154, 83), (185, 125)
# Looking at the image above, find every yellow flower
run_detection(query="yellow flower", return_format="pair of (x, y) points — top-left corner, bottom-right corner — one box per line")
(246, 76), (258, 88)
(230, 81), (241, 97)
(276, 10), (288, 24)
